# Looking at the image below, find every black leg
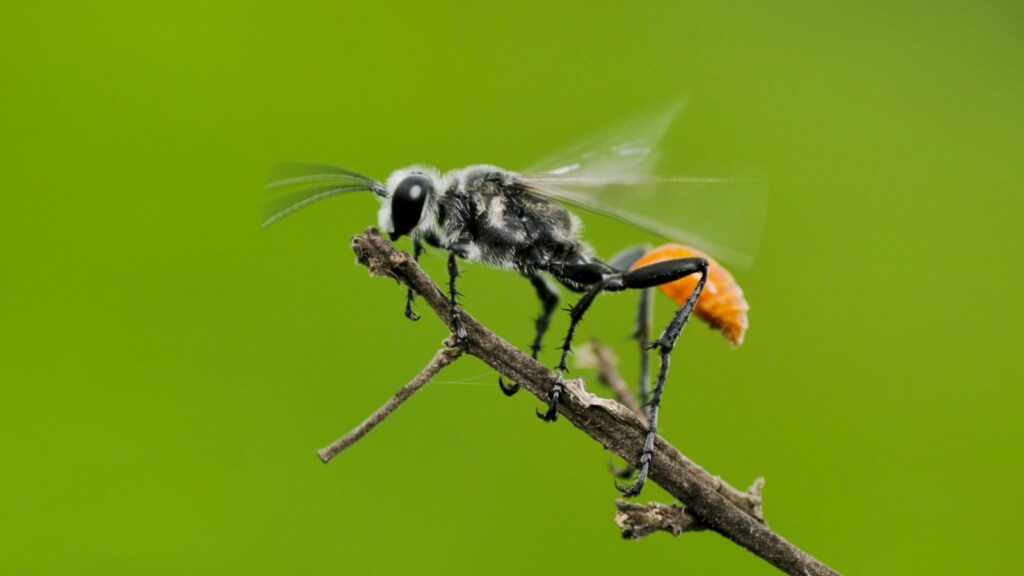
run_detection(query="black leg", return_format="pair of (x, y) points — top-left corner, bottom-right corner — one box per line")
(617, 257), (708, 497)
(606, 243), (654, 412)
(609, 286), (654, 480)
(607, 242), (653, 485)
(404, 238), (425, 321)
(634, 287), (653, 415)
(539, 252), (706, 481)
(447, 251), (468, 342)
(497, 375), (520, 396)
(537, 283), (605, 421)
(499, 273), (560, 397)
(528, 274), (560, 359)
(537, 259), (624, 421)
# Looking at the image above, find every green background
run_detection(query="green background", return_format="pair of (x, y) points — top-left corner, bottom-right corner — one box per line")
(3, 1), (1022, 574)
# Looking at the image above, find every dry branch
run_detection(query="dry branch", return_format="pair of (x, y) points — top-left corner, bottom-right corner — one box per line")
(344, 228), (839, 576)
(615, 500), (706, 539)
(615, 476), (765, 540)
(583, 339), (767, 525)
(317, 345), (462, 463)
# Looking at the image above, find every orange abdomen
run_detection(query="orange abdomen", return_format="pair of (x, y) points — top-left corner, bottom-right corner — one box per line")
(629, 244), (749, 346)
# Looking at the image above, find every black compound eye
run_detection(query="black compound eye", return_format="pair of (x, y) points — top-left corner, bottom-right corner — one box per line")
(390, 175), (432, 239)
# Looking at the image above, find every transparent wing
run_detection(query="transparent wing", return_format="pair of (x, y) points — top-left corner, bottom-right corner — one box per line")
(262, 163), (386, 228)
(520, 100), (767, 269)
(521, 176), (766, 269)
(525, 99), (687, 181)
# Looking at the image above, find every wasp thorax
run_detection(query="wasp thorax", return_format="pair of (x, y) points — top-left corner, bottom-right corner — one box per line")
(390, 175), (432, 239)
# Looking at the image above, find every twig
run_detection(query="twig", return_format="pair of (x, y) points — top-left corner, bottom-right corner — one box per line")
(350, 228), (840, 576)
(317, 344), (462, 463)
(588, 339), (765, 520)
(615, 501), (706, 539)
(615, 476), (765, 539)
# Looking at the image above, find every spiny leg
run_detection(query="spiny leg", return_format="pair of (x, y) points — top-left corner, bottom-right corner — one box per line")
(610, 286), (655, 480)
(606, 244), (654, 478)
(528, 274), (560, 360)
(607, 243), (654, 413)
(538, 258), (625, 421)
(446, 250), (468, 342)
(499, 273), (560, 397)
(404, 238), (425, 321)
(537, 283), (604, 421)
(634, 287), (653, 415)
(616, 257), (708, 497)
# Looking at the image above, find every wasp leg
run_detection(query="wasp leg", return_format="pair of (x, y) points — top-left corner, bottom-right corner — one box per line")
(537, 259), (624, 421)
(538, 282), (605, 421)
(497, 376), (519, 396)
(446, 250), (469, 343)
(634, 287), (653, 414)
(528, 274), (560, 360)
(404, 238), (425, 321)
(603, 243), (655, 477)
(499, 274), (559, 397)
(610, 289), (657, 479)
(607, 244), (654, 413)
(615, 257), (708, 497)
(603, 286), (654, 479)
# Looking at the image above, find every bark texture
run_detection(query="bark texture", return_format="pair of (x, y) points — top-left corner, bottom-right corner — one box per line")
(346, 228), (839, 576)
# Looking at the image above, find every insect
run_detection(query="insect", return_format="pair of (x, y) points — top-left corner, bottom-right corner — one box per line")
(264, 101), (764, 496)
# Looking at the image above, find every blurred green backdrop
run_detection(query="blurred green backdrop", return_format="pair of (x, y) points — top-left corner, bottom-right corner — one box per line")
(2, 1), (1022, 574)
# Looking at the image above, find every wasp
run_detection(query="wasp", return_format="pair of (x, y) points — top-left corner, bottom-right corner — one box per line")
(264, 101), (763, 496)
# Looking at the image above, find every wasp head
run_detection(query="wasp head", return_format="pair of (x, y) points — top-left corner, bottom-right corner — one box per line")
(379, 166), (440, 241)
